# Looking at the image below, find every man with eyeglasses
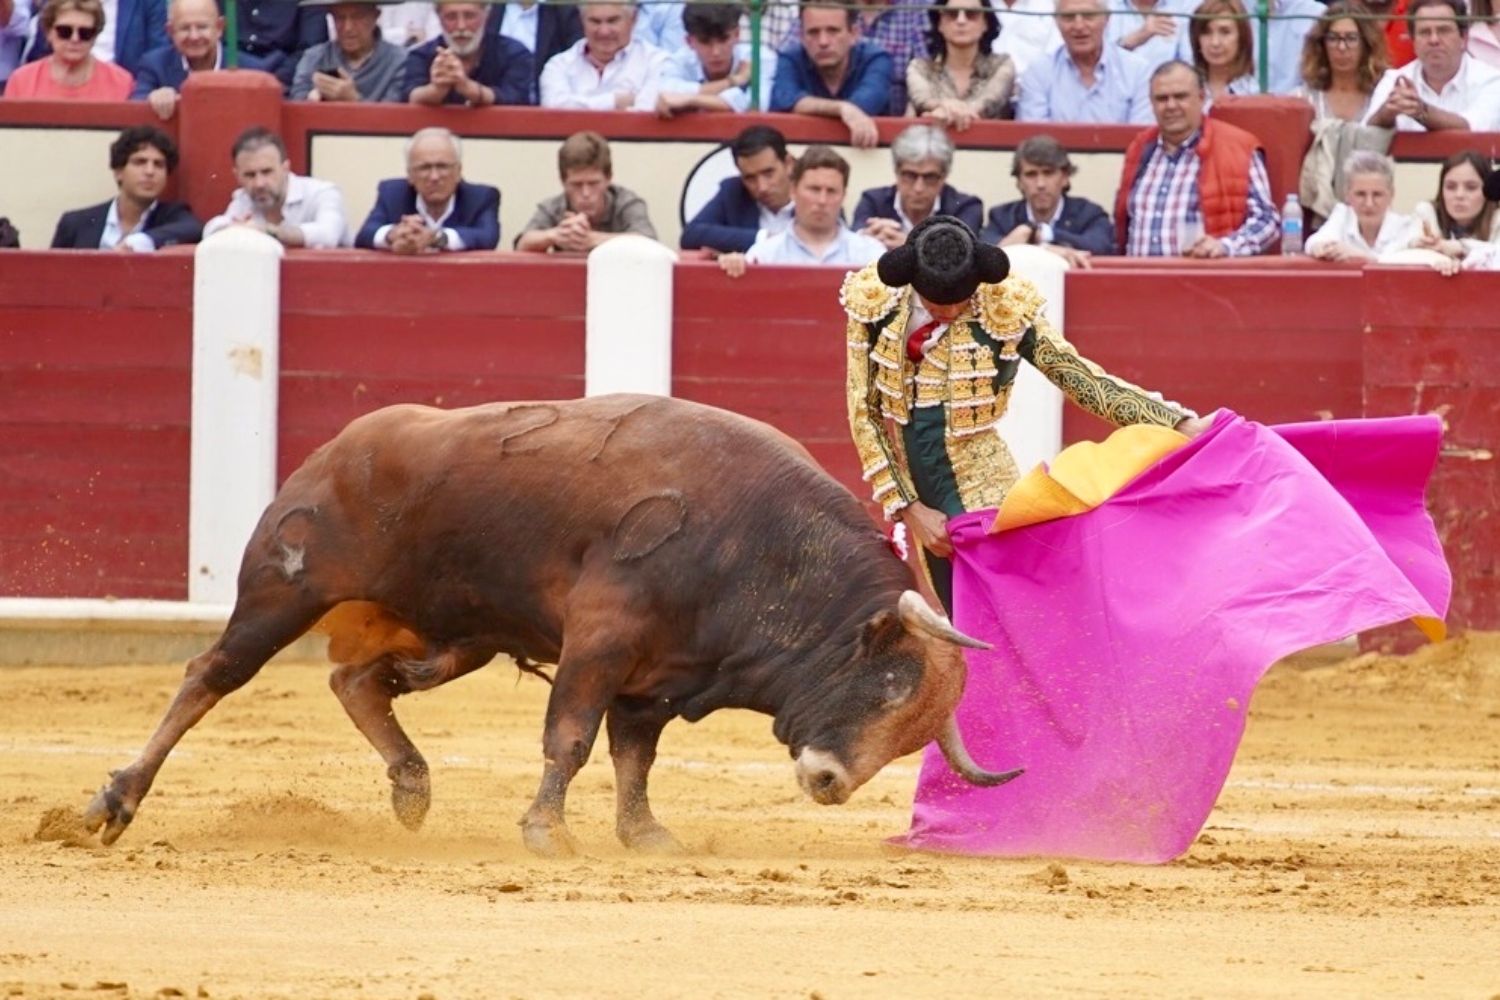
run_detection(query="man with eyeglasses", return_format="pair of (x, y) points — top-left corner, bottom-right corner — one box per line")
(854, 124), (983, 251)
(204, 126), (349, 248)
(131, 0), (266, 120)
(1018, 0), (1152, 124)
(1364, 0), (1500, 130)
(355, 127), (500, 253)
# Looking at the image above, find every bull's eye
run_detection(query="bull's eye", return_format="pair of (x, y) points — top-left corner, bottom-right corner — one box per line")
(881, 675), (915, 708)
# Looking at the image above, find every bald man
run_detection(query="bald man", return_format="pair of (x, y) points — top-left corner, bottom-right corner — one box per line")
(131, 0), (267, 119)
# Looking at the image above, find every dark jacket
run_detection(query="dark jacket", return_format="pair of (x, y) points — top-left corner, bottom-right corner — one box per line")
(129, 44), (270, 98)
(680, 176), (765, 253)
(486, 1), (582, 92)
(355, 179), (502, 251)
(980, 195), (1115, 255)
(50, 198), (203, 250)
(218, 0), (328, 86)
(401, 35), (534, 105)
(853, 184), (984, 235)
(23, 0), (167, 76)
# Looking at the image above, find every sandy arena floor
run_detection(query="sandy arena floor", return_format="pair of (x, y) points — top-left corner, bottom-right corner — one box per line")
(0, 633), (1497, 1000)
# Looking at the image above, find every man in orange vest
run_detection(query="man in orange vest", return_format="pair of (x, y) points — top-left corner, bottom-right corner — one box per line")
(1114, 60), (1280, 258)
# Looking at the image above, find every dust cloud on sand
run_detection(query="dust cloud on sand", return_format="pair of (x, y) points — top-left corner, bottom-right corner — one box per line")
(1, 636), (1497, 999)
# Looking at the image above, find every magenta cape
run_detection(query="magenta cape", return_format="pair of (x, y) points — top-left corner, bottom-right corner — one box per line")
(896, 412), (1451, 863)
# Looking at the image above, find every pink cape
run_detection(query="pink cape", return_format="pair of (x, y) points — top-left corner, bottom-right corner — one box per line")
(896, 412), (1451, 863)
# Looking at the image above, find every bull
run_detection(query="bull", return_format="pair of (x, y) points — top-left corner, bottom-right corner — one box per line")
(82, 395), (1020, 856)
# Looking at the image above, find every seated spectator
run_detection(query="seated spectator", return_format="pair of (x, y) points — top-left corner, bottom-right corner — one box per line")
(1190, 0), (1256, 106)
(1471, 0), (1500, 67)
(382, 2), (441, 48)
(405, 0), (532, 105)
(1409, 150), (1500, 261)
(539, 1), (665, 110)
(719, 146), (886, 274)
(1106, 0), (1192, 72)
(224, 0), (327, 88)
(680, 124), (795, 254)
(355, 127), (500, 253)
(516, 131), (657, 252)
(0, 1), (27, 96)
(907, 0), (1015, 127)
(204, 126), (349, 248)
(18, 0), (167, 79)
(982, 134), (1111, 265)
(854, 124), (982, 249)
(631, 0), (685, 52)
(1018, 0), (1152, 124)
(291, 1), (406, 102)
(1115, 60), (1279, 257)
(1306, 151), (1419, 260)
(132, 0), (268, 120)
(1254, 0), (1323, 95)
(1294, 2), (1388, 122)
(769, 2), (893, 148)
(4, 0), (134, 99)
(852, 0), (929, 114)
(1364, 0), (1500, 131)
(484, 0), (582, 99)
(992, 0), (1062, 80)
(50, 125), (201, 251)
(657, 0), (772, 116)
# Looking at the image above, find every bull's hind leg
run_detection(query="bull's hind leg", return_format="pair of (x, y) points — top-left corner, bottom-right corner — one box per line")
(607, 697), (681, 854)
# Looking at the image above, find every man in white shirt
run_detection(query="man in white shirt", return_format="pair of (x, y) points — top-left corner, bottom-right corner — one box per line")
(718, 145), (885, 275)
(1364, 0), (1500, 131)
(204, 127), (350, 249)
(539, 0), (666, 110)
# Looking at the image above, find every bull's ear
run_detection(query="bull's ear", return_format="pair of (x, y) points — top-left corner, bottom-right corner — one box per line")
(859, 610), (905, 655)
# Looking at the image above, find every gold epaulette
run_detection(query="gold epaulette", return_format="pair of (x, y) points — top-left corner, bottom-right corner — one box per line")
(839, 264), (907, 324)
(975, 275), (1046, 340)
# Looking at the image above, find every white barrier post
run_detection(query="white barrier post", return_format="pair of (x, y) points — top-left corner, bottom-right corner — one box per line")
(996, 245), (1068, 473)
(585, 235), (677, 397)
(188, 227), (283, 605)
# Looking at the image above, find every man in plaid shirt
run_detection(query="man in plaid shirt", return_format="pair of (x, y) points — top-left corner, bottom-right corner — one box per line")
(1114, 60), (1280, 258)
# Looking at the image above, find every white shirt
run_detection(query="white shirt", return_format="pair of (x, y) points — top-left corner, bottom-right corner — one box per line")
(204, 173), (349, 248)
(539, 37), (668, 111)
(756, 201), (794, 239)
(1363, 54), (1500, 131)
(372, 194), (468, 251)
(379, 3), (441, 48)
(991, 0), (1062, 80)
(659, 42), (774, 112)
(1304, 202), (1421, 257)
(101, 197), (156, 252)
(93, 0), (118, 63)
(745, 224), (885, 266)
(500, 2), (539, 53)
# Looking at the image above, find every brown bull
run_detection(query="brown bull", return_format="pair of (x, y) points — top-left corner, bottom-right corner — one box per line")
(82, 395), (1019, 856)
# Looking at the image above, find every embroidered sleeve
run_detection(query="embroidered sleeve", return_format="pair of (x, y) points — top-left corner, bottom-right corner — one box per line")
(1021, 315), (1195, 428)
(846, 314), (917, 519)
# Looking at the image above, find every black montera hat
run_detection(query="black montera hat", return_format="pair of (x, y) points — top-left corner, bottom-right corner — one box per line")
(876, 215), (1010, 305)
(1485, 168), (1500, 203)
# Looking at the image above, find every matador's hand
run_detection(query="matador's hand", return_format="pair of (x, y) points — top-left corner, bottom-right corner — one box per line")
(899, 501), (952, 558)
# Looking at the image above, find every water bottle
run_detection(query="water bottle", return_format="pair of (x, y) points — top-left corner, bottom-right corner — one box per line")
(1281, 193), (1304, 255)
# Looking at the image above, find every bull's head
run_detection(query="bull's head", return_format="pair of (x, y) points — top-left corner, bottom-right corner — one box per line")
(786, 590), (1023, 805)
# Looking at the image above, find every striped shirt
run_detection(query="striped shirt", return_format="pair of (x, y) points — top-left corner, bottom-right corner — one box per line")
(1124, 130), (1279, 257)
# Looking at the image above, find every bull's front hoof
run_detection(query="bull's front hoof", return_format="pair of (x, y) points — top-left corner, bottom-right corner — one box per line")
(80, 784), (135, 846)
(520, 818), (578, 859)
(388, 760), (431, 831)
(618, 821), (685, 856)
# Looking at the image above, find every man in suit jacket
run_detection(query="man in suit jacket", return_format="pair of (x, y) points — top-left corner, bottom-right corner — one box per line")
(356, 127), (501, 252)
(981, 134), (1114, 264)
(486, 0), (581, 101)
(51, 125), (201, 251)
(22, 0), (167, 77)
(681, 124), (795, 254)
(132, 0), (269, 120)
(853, 125), (983, 249)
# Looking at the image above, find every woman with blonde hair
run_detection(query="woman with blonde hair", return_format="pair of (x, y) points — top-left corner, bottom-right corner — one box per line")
(2, 0), (133, 100)
(1296, 1), (1388, 121)
(1190, 0), (1255, 106)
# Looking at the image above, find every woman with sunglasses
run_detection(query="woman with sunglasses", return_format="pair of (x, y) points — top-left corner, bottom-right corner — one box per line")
(3, 0), (133, 99)
(907, 0), (1015, 129)
(1294, 2), (1387, 122)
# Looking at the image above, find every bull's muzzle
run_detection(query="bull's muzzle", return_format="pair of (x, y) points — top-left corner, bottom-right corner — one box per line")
(794, 748), (853, 805)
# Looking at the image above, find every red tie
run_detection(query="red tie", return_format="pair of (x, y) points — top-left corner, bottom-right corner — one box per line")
(906, 320), (941, 362)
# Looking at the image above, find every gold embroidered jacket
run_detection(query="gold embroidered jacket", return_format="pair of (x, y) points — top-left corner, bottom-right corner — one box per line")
(842, 264), (1191, 518)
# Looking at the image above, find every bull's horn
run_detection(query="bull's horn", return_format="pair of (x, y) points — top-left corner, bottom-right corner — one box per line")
(938, 715), (1025, 787)
(898, 590), (991, 650)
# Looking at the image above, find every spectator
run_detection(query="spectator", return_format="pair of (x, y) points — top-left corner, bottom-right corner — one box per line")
(1306, 151), (1419, 260)
(50, 125), (201, 250)
(405, 0), (532, 105)
(291, 2), (406, 102)
(18, 0), (166, 79)
(1115, 60), (1279, 257)
(1106, 0), (1192, 72)
(0, 1), (27, 95)
(770, 2), (893, 148)
(854, 124), (983, 249)
(204, 126), (349, 248)
(355, 127), (500, 253)
(4, 0), (134, 99)
(1367, 0), (1416, 68)
(1253, 0), (1323, 95)
(382, 2), (441, 48)
(907, 0), (1015, 127)
(484, 0), (582, 98)
(221, 0), (327, 89)
(992, 0), (1061, 79)
(539, 1), (665, 110)
(631, 0), (686, 52)
(852, 0), (929, 114)
(719, 145), (886, 274)
(1018, 0), (1152, 124)
(658, 0), (772, 116)
(516, 131), (657, 252)
(1409, 150), (1500, 261)
(1471, 0), (1500, 67)
(680, 124), (795, 254)
(981, 134), (1112, 264)
(1190, 0), (1256, 106)
(1364, 0), (1500, 131)
(132, 0), (268, 120)
(1295, 2), (1388, 122)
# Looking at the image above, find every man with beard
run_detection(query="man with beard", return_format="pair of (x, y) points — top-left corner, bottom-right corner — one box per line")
(203, 127), (349, 248)
(132, 0), (266, 119)
(51, 125), (202, 251)
(981, 134), (1112, 264)
(404, 0), (533, 105)
(355, 127), (501, 253)
(291, 1), (406, 102)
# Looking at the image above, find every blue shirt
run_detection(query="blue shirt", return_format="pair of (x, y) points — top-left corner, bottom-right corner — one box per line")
(1017, 44), (1153, 124)
(1253, 0), (1322, 95)
(659, 42), (774, 112)
(769, 40), (893, 116)
(745, 224), (885, 267)
(0, 0), (29, 86)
